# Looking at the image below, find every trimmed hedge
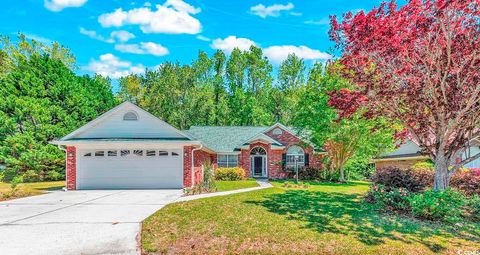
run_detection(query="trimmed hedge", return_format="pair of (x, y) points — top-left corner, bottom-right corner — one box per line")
(215, 167), (246, 181)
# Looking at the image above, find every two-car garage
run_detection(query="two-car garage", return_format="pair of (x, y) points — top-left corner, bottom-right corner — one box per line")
(76, 147), (184, 189)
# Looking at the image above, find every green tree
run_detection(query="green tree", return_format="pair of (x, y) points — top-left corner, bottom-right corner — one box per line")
(0, 35), (115, 181)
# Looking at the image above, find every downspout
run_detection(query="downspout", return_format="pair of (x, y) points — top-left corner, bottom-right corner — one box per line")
(191, 144), (203, 188)
(57, 145), (67, 191)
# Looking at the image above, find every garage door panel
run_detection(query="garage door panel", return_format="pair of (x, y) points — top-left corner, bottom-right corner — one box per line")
(77, 149), (183, 189)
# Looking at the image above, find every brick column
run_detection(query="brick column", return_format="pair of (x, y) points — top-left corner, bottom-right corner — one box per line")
(66, 146), (76, 190)
(183, 146), (193, 187)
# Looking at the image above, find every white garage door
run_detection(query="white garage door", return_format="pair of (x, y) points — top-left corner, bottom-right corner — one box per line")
(77, 148), (183, 189)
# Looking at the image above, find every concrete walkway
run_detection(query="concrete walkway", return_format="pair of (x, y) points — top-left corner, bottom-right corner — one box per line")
(177, 179), (272, 202)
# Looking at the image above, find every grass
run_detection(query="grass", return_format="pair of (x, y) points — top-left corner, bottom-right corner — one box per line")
(142, 180), (480, 255)
(216, 180), (259, 192)
(0, 181), (64, 201)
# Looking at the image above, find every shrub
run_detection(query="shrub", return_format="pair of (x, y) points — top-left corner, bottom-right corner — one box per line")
(215, 167), (246, 181)
(411, 161), (434, 171)
(298, 167), (321, 180)
(46, 170), (64, 181)
(408, 189), (466, 223)
(450, 168), (480, 197)
(465, 195), (480, 221)
(372, 167), (427, 193)
(21, 170), (40, 182)
(365, 184), (411, 212)
(344, 157), (375, 180)
(185, 161), (217, 195)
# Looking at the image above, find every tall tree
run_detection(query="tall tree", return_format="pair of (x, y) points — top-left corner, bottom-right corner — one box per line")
(0, 37), (115, 181)
(294, 63), (396, 181)
(330, 0), (480, 190)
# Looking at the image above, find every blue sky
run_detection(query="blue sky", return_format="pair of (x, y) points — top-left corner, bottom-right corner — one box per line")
(1, 0), (391, 79)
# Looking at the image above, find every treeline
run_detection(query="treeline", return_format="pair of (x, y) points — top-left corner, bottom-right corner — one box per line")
(117, 46), (313, 129)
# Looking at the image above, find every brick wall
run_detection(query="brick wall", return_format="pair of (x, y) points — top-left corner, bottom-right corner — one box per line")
(66, 146), (76, 190)
(183, 146), (216, 187)
(264, 127), (323, 178)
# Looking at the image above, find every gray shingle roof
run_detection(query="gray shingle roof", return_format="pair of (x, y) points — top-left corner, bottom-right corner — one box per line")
(184, 126), (270, 152)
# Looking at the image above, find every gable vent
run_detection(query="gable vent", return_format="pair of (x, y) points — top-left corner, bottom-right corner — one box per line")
(123, 111), (138, 121)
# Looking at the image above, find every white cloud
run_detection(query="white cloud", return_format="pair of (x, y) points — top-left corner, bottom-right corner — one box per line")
(79, 27), (114, 43)
(115, 42), (169, 56)
(210, 36), (255, 53)
(23, 33), (53, 45)
(264, 45), (331, 64)
(250, 2), (294, 18)
(196, 35), (210, 42)
(80, 28), (135, 43)
(98, 0), (201, 34)
(304, 17), (330, 25)
(85, 53), (145, 79)
(44, 0), (88, 12)
(110, 30), (135, 42)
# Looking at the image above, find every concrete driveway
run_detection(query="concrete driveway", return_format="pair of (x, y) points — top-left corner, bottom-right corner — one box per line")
(0, 189), (183, 255)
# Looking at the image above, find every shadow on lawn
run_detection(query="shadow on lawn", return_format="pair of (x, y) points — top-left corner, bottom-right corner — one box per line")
(247, 189), (480, 253)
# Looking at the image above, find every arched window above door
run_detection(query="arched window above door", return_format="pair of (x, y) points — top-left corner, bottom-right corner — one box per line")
(250, 147), (266, 155)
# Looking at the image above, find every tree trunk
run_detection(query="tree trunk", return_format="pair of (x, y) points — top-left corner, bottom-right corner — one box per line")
(339, 167), (345, 183)
(433, 155), (449, 191)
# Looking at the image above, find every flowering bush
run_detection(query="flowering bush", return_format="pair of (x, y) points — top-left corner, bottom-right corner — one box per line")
(371, 167), (427, 193)
(365, 184), (411, 212)
(450, 168), (480, 197)
(408, 189), (466, 223)
(215, 167), (246, 181)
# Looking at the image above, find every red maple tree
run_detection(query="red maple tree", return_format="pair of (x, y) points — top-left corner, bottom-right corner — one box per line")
(329, 0), (480, 190)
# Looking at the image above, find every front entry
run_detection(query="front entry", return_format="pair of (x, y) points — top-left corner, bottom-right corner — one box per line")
(250, 147), (267, 177)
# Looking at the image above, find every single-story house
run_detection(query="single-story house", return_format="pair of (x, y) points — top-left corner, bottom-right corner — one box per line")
(373, 139), (480, 170)
(51, 102), (324, 190)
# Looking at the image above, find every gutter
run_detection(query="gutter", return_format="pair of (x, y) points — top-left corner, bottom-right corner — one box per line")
(191, 144), (203, 188)
(371, 155), (429, 163)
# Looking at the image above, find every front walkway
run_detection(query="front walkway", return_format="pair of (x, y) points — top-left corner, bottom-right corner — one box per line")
(0, 189), (182, 255)
(177, 179), (272, 202)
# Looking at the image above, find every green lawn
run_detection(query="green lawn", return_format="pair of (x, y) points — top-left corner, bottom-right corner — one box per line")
(216, 180), (259, 192)
(142, 181), (480, 255)
(0, 181), (64, 201)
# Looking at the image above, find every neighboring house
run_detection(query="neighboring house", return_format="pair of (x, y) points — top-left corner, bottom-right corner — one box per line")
(51, 102), (324, 190)
(373, 139), (480, 170)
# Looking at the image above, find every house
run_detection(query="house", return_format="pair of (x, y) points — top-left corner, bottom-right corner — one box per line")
(51, 102), (324, 190)
(373, 139), (480, 170)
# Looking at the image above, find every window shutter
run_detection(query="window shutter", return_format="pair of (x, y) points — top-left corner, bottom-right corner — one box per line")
(305, 153), (309, 166)
(282, 153), (287, 169)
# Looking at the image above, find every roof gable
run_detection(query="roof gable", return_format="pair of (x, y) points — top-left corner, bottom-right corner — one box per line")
(61, 102), (191, 141)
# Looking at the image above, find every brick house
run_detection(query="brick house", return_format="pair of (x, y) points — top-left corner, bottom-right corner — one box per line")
(52, 102), (325, 190)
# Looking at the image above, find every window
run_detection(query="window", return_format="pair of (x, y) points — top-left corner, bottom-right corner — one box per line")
(83, 152), (91, 157)
(133, 150), (143, 156)
(272, 128), (283, 135)
(158, 150), (168, 156)
(250, 147), (266, 155)
(120, 150), (130, 157)
(123, 111), (138, 121)
(146, 150), (156, 156)
(218, 154), (238, 167)
(107, 150), (117, 156)
(94, 151), (105, 157)
(286, 145), (305, 169)
(171, 152), (179, 156)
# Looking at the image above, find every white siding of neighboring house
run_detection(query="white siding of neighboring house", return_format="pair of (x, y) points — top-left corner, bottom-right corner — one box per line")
(74, 105), (185, 139)
(382, 140), (422, 157)
(463, 147), (480, 169)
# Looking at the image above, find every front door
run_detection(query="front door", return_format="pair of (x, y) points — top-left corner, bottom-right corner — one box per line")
(251, 156), (266, 177)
